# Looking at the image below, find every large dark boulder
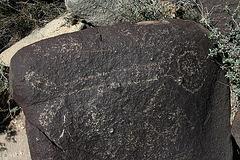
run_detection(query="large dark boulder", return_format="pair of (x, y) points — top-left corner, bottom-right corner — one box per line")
(10, 20), (232, 159)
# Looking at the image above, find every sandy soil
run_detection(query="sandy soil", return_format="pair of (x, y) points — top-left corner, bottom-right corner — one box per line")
(0, 111), (31, 160)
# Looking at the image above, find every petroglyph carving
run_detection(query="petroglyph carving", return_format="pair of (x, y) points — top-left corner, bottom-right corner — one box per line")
(10, 20), (231, 159)
(24, 45), (205, 101)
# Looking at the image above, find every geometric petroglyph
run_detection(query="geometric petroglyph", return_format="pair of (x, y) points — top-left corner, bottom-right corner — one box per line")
(28, 43), (207, 149)
(173, 45), (207, 93)
(24, 45), (206, 103)
(10, 20), (232, 159)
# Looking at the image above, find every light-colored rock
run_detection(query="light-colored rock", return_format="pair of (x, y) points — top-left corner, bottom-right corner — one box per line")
(232, 109), (240, 147)
(64, 0), (179, 26)
(0, 13), (84, 67)
(64, 0), (133, 26)
(231, 86), (239, 125)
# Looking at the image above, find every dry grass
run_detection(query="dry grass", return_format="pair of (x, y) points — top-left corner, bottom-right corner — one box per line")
(0, 0), (66, 53)
(0, 0), (66, 131)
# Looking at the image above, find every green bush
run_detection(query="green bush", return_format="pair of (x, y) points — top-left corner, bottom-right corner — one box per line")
(119, 0), (240, 96)
(208, 6), (240, 96)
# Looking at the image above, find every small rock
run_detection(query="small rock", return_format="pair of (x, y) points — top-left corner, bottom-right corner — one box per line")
(232, 110), (240, 147)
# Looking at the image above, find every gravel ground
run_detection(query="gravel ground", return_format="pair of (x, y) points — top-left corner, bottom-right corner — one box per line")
(0, 111), (31, 160)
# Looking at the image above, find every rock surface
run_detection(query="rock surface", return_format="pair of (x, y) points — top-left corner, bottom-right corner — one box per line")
(0, 13), (84, 67)
(10, 20), (231, 159)
(232, 110), (240, 147)
(65, 0), (133, 26)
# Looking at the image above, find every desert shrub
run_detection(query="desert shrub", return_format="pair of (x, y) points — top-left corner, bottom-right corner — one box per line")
(119, 0), (240, 99)
(121, 0), (240, 96)
(0, 0), (66, 53)
(119, 0), (199, 22)
(179, 1), (240, 96)
(208, 6), (240, 96)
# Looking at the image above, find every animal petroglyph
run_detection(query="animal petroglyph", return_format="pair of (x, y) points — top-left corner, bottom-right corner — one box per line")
(24, 45), (206, 101)
(11, 20), (230, 160)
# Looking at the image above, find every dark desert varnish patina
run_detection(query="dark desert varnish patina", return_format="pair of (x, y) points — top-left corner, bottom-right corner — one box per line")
(10, 19), (231, 160)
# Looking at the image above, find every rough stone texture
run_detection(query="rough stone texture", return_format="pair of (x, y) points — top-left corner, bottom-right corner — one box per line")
(64, 0), (132, 26)
(65, 0), (239, 29)
(0, 13), (84, 67)
(232, 110), (240, 147)
(10, 20), (232, 159)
